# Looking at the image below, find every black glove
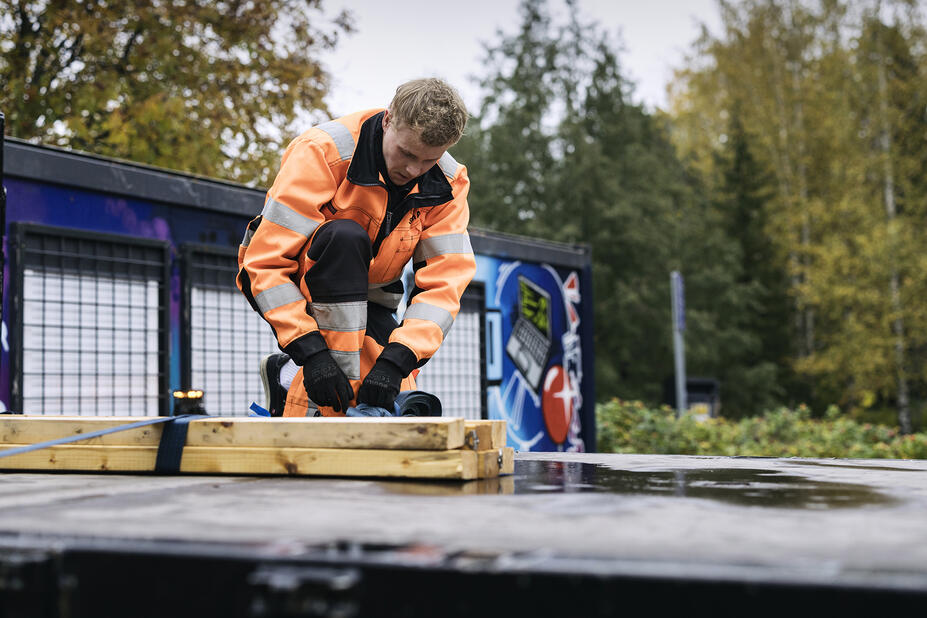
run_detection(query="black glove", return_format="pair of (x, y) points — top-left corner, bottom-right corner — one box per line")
(301, 349), (354, 412)
(357, 358), (403, 410)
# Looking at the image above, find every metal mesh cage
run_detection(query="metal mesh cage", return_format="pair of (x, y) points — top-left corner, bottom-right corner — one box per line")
(182, 246), (279, 416)
(13, 225), (170, 415)
(414, 286), (486, 419)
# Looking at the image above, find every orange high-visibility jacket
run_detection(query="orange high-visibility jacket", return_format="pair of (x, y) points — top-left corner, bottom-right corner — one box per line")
(237, 109), (476, 375)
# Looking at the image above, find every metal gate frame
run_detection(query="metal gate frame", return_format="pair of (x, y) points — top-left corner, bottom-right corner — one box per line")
(10, 223), (171, 415)
(179, 243), (240, 393)
(409, 281), (488, 420)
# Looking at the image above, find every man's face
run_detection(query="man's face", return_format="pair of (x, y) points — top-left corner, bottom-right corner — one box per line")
(381, 111), (449, 186)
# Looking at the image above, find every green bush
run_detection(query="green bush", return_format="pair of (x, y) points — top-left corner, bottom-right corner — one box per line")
(596, 399), (927, 459)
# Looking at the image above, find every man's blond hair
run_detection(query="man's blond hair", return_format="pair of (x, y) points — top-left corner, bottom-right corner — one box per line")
(389, 78), (468, 147)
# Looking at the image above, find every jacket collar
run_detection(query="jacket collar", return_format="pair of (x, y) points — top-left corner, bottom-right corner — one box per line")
(347, 111), (454, 199)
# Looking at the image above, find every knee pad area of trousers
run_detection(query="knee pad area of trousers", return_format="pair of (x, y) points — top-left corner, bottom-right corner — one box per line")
(308, 219), (372, 262)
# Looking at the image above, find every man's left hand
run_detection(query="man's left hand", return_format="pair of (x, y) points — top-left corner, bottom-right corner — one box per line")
(357, 358), (403, 409)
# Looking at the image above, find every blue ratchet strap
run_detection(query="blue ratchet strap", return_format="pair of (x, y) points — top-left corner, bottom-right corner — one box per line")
(153, 414), (202, 473)
(0, 415), (202, 473)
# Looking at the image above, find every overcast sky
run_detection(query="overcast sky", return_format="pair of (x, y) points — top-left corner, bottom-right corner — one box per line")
(318, 0), (722, 117)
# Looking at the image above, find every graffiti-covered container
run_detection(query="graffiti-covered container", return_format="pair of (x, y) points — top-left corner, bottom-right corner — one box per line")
(470, 230), (594, 452)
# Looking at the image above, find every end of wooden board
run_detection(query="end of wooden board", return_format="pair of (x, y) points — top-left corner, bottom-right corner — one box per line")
(476, 447), (515, 478)
(463, 420), (508, 450)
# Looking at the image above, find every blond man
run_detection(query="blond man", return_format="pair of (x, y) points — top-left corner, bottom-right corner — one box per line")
(237, 78), (474, 417)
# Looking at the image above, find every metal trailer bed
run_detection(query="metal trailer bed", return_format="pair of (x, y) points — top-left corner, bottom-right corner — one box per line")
(1, 452), (925, 617)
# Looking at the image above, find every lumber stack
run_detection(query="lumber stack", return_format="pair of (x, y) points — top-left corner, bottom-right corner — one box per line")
(0, 416), (514, 481)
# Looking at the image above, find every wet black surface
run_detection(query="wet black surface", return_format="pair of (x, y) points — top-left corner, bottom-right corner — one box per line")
(783, 460), (917, 472)
(511, 460), (898, 509)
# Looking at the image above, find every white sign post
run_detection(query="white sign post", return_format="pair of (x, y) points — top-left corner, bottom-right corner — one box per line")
(671, 271), (687, 419)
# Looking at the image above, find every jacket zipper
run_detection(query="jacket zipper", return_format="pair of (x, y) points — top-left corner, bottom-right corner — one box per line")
(371, 191), (446, 256)
(374, 210), (393, 256)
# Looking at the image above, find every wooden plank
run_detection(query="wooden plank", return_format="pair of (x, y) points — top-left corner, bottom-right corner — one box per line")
(0, 416), (466, 451)
(186, 417), (466, 451)
(462, 422), (492, 451)
(500, 447), (515, 475)
(476, 449), (498, 479)
(0, 417), (162, 447)
(464, 420), (507, 449)
(490, 421), (507, 450)
(0, 444), (480, 480)
(475, 447), (515, 478)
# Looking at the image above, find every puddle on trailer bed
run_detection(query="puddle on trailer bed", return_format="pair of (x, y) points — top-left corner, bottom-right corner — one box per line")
(382, 460), (897, 508)
(509, 460), (897, 509)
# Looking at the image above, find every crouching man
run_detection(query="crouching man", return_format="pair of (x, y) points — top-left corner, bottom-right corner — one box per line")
(237, 78), (475, 417)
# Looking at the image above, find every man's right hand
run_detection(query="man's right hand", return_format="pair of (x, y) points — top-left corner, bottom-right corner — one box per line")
(301, 350), (354, 412)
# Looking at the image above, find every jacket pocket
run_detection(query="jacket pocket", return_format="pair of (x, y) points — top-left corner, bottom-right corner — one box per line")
(325, 199), (377, 239)
(382, 221), (422, 276)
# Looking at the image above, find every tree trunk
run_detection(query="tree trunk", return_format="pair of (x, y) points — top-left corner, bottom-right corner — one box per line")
(787, 1), (813, 357)
(762, 3), (807, 358)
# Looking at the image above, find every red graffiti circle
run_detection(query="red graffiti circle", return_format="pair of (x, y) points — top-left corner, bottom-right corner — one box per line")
(542, 364), (573, 444)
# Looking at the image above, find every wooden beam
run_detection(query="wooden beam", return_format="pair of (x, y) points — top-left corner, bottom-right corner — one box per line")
(463, 422), (492, 451)
(464, 420), (507, 449)
(0, 416), (466, 450)
(501, 447), (515, 475)
(186, 417), (466, 451)
(0, 417), (162, 447)
(476, 447), (515, 478)
(490, 421), (507, 449)
(0, 444), (480, 480)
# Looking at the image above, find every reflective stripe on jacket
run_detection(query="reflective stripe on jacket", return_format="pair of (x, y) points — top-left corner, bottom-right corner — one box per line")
(237, 109), (476, 372)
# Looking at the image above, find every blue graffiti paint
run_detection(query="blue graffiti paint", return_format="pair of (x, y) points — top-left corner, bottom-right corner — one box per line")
(486, 260), (586, 452)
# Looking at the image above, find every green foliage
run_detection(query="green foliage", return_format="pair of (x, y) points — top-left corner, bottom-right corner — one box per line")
(458, 0), (785, 412)
(596, 399), (927, 459)
(451, 1), (559, 236)
(0, 0), (351, 185)
(668, 0), (927, 431)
